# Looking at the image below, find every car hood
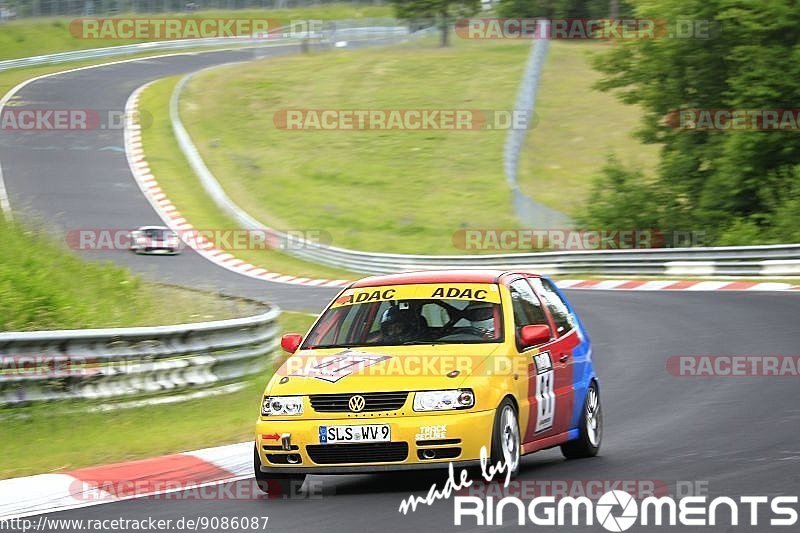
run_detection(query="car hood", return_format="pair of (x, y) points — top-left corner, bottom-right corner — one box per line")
(268, 343), (502, 395)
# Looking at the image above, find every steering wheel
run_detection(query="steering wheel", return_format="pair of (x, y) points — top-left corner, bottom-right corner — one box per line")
(439, 326), (487, 340)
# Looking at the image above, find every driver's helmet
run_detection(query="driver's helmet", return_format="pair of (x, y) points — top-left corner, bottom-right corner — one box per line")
(380, 305), (419, 342)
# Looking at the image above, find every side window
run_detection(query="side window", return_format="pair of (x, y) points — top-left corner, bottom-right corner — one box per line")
(508, 279), (550, 348)
(305, 307), (349, 347)
(368, 301), (394, 334)
(337, 305), (360, 343)
(531, 278), (574, 336)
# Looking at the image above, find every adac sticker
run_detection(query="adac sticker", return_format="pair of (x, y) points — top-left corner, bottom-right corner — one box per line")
(291, 349), (391, 383)
(331, 283), (500, 307)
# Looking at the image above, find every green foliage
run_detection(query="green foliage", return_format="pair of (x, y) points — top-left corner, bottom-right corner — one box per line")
(575, 157), (682, 232)
(0, 218), (139, 330)
(497, 0), (633, 19)
(587, 0), (800, 245)
(389, 0), (480, 46)
(0, 218), (246, 331)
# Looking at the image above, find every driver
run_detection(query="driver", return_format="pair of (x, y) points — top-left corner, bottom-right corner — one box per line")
(379, 305), (420, 343)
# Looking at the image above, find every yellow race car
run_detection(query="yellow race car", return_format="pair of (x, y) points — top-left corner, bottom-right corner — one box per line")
(255, 269), (601, 495)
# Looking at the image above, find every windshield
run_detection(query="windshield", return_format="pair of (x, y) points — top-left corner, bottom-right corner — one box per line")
(143, 229), (173, 239)
(302, 283), (504, 348)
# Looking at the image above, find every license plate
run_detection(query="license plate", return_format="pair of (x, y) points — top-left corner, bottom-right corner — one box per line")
(319, 424), (391, 444)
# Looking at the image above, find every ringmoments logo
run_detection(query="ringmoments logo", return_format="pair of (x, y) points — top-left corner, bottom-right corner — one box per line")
(396, 448), (798, 530)
(453, 491), (799, 529)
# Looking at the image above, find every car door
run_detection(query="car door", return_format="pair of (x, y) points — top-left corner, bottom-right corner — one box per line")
(508, 278), (576, 444)
(527, 276), (581, 438)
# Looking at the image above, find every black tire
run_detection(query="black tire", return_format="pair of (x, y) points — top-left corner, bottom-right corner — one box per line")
(561, 382), (602, 459)
(489, 398), (521, 479)
(253, 446), (307, 498)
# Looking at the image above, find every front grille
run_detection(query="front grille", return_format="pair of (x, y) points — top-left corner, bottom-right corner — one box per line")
(309, 391), (409, 412)
(306, 442), (409, 464)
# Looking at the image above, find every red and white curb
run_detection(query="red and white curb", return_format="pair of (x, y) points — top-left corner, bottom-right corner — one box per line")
(0, 442), (252, 520)
(557, 279), (800, 291)
(124, 84), (800, 293)
(124, 84), (349, 288)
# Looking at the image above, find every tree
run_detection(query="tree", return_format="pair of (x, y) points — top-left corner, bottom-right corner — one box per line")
(390, 0), (480, 47)
(497, 0), (633, 19)
(589, 0), (800, 244)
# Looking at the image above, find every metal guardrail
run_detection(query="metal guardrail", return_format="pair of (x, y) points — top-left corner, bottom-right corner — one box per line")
(0, 36), (275, 72)
(169, 67), (800, 278)
(0, 305), (281, 405)
(504, 23), (571, 228)
(0, 19), (410, 72)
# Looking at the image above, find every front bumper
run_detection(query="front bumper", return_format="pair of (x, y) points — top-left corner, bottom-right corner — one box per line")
(135, 247), (180, 254)
(255, 409), (495, 474)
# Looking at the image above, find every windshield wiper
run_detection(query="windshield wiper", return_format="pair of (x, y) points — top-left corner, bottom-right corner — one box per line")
(306, 343), (364, 349)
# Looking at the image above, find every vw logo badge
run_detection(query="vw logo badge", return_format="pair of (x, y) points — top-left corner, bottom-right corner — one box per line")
(348, 395), (366, 412)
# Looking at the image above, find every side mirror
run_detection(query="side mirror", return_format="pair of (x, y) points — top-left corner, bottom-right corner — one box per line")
(520, 324), (551, 348)
(280, 333), (303, 354)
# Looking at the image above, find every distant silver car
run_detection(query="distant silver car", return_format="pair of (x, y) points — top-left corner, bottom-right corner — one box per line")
(129, 226), (183, 255)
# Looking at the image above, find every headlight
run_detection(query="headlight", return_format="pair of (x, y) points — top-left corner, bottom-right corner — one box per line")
(413, 389), (474, 412)
(261, 396), (304, 416)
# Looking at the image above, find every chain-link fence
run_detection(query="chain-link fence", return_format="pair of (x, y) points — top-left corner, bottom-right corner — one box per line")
(1, 0), (385, 19)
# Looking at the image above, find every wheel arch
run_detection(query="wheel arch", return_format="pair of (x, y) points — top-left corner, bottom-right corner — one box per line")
(502, 393), (519, 413)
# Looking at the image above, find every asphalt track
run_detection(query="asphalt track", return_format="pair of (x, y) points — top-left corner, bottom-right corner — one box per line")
(0, 45), (344, 311)
(1, 46), (799, 533)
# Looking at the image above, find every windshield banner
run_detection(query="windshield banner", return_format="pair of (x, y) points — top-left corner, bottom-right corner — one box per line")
(331, 284), (502, 307)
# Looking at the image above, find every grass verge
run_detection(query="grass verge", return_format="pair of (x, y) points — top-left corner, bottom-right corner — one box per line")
(0, 310), (317, 479)
(138, 76), (354, 280)
(175, 40), (657, 253)
(516, 42), (659, 214)
(0, 217), (260, 331)
(0, 5), (393, 61)
(178, 38), (528, 255)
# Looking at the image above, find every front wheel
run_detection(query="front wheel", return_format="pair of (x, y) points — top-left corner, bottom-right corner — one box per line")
(253, 446), (307, 498)
(561, 382), (602, 459)
(490, 399), (521, 479)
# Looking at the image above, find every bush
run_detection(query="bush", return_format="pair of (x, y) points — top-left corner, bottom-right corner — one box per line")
(576, 157), (676, 233)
